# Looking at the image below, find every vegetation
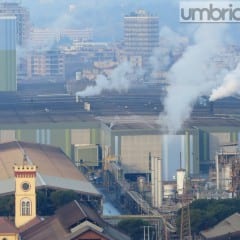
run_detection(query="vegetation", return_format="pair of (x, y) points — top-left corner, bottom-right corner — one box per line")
(0, 195), (14, 216)
(177, 198), (240, 235)
(0, 189), (80, 216)
(117, 218), (155, 240)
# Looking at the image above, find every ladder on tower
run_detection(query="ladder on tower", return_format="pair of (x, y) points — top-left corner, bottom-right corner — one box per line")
(180, 178), (192, 240)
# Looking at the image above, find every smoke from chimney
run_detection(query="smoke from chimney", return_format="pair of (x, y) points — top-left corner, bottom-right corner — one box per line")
(76, 62), (134, 97)
(210, 63), (240, 101)
(159, 25), (227, 133)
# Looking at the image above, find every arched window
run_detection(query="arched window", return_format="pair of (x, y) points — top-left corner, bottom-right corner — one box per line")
(21, 198), (31, 216)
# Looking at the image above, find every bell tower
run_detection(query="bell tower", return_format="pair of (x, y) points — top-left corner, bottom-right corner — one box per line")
(14, 154), (37, 228)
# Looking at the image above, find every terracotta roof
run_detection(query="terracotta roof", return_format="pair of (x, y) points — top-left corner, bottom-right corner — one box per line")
(55, 200), (104, 230)
(18, 216), (42, 233)
(200, 212), (240, 239)
(0, 217), (18, 233)
(21, 216), (66, 240)
(21, 201), (130, 240)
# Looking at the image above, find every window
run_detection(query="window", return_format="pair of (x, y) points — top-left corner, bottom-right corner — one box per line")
(21, 198), (31, 216)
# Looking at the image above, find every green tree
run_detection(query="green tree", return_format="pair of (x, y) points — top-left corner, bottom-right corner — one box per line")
(117, 219), (154, 240)
(50, 190), (79, 209)
(177, 198), (240, 235)
(0, 195), (14, 216)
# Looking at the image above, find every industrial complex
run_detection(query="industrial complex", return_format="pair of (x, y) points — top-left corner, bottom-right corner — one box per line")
(1, 0), (240, 239)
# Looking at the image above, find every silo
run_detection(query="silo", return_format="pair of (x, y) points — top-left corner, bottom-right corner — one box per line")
(137, 176), (146, 193)
(163, 183), (176, 199)
(177, 169), (186, 195)
(222, 164), (232, 191)
(151, 156), (163, 208)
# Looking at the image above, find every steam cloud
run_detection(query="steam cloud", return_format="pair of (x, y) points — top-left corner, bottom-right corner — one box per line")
(76, 62), (134, 97)
(209, 63), (240, 101)
(160, 25), (227, 133)
(149, 26), (188, 72)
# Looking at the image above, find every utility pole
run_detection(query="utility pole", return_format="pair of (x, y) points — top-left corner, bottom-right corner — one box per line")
(143, 225), (153, 240)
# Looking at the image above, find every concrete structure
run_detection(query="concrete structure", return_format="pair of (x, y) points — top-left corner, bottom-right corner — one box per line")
(0, 15), (16, 91)
(0, 1), (30, 46)
(151, 156), (163, 208)
(124, 9), (159, 67)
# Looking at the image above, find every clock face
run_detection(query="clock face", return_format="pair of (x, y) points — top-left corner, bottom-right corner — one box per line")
(22, 182), (30, 191)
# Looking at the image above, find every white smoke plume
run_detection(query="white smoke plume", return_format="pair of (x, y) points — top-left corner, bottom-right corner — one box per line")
(149, 26), (188, 72)
(160, 25), (227, 133)
(210, 63), (240, 101)
(76, 62), (134, 97)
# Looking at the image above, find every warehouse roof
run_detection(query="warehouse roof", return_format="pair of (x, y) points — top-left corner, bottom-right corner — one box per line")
(0, 141), (100, 197)
(200, 212), (240, 239)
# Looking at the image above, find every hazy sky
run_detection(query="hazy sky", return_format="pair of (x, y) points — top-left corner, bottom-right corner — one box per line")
(21, 0), (179, 41)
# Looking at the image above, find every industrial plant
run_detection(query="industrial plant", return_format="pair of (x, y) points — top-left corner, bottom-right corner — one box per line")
(1, 0), (240, 239)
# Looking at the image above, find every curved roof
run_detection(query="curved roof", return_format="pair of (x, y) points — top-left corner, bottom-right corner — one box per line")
(0, 141), (100, 197)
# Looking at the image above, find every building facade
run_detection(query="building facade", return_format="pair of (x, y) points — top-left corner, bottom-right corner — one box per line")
(26, 50), (65, 82)
(124, 10), (159, 68)
(0, 15), (16, 91)
(14, 159), (37, 228)
(0, 1), (30, 47)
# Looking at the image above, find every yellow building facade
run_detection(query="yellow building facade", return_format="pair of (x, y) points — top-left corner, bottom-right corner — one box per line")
(14, 159), (37, 228)
(0, 233), (19, 240)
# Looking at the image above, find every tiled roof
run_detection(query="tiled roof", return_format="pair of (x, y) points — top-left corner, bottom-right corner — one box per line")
(200, 212), (240, 239)
(21, 201), (130, 240)
(0, 217), (18, 233)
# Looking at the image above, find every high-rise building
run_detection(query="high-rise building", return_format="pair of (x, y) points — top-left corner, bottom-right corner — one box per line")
(0, 15), (16, 91)
(0, 1), (30, 46)
(124, 10), (159, 68)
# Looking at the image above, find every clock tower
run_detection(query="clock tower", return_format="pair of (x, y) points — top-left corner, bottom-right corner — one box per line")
(14, 155), (37, 228)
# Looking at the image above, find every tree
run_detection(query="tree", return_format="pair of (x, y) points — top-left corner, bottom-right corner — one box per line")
(177, 198), (240, 235)
(0, 195), (14, 216)
(50, 190), (79, 209)
(117, 219), (154, 240)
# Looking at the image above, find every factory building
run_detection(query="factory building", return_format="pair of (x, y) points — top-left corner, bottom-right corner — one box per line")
(0, 15), (16, 91)
(0, 120), (238, 179)
(124, 9), (159, 68)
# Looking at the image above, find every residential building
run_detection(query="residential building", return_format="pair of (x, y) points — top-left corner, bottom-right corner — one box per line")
(30, 28), (93, 47)
(26, 50), (65, 82)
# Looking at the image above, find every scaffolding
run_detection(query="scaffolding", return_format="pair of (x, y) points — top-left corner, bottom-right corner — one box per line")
(216, 148), (240, 197)
(180, 177), (192, 240)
